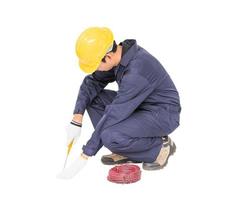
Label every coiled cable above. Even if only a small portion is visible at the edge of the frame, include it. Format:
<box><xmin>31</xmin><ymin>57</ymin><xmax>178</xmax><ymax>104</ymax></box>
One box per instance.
<box><xmin>107</xmin><ymin>164</ymin><xmax>141</xmax><ymax>184</ymax></box>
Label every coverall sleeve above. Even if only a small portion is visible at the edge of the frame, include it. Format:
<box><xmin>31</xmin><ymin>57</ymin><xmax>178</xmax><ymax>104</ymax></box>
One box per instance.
<box><xmin>82</xmin><ymin>73</ymin><xmax>151</xmax><ymax>156</ymax></box>
<box><xmin>73</xmin><ymin>70</ymin><xmax>116</xmax><ymax>114</ymax></box>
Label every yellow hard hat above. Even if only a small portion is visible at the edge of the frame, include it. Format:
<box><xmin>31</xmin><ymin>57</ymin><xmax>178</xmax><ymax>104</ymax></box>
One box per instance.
<box><xmin>75</xmin><ymin>27</ymin><xmax>114</xmax><ymax>73</ymax></box>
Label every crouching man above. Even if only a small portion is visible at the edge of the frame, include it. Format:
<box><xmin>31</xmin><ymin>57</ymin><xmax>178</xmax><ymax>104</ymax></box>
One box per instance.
<box><xmin>58</xmin><ymin>27</ymin><xmax>181</xmax><ymax>179</ymax></box>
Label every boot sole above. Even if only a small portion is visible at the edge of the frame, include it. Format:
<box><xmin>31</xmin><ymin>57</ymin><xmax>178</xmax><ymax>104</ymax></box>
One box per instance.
<box><xmin>101</xmin><ymin>158</ymin><xmax>142</xmax><ymax>165</ymax></box>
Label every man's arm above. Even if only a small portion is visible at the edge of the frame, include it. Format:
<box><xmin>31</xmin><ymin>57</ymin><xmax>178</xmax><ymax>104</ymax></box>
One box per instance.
<box><xmin>73</xmin><ymin>69</ymin><xmax>116</xmax><ymax>118</ymax></box>
<box><xmin>67</xmin><ymin>70</ymin><xmax>116</xmax><ymax>154</ymax></box>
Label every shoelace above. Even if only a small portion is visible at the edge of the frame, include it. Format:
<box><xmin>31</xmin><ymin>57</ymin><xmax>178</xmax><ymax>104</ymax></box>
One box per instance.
<box><xmin>107</xmin><ymin>164</ymin><xmax>141</xmax><ymax>184</ymax></box>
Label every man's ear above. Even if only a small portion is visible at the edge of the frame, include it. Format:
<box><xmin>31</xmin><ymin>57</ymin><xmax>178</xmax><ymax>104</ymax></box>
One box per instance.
<box><xmin>106</xmin><ymin>53</ymin><xmax>112</xmax><ymax>59</ymax></box>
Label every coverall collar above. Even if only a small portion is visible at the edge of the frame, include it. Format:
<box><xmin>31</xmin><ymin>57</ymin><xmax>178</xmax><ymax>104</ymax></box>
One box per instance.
<box><xmin>114</xmin><ymin>39</ymin><xmax>137</xmax><ymax>76</ymax></box>
<box><xmin>119</xmin><ymin>39</ymin><xmax>137</xmax><ymax>67</ymax></box>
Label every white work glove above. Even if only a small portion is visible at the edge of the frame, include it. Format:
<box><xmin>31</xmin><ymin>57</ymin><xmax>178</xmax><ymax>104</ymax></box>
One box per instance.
<box><xmin>66</xmin><ymin>120</ymin><xmax>82</xmax><ymax>146</ymax></box>
<box><xmin>57</xmin><ymin>154</ymin><xmax>88</xmax><ymax>179</ymax></box>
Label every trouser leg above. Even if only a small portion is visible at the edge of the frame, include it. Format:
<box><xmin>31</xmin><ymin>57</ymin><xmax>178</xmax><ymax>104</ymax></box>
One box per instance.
<box><xmin>86</xmin><ymin>90</ymin><xmax>166</xmax><ymax>162</ymax></box>
<box><xmin>100</xmin><ymin>110</ymin><xmax>165</xmax><ymax>162</ymax></box>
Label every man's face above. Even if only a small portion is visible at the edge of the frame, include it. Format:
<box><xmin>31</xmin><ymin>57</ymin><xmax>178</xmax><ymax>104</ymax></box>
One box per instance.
<box><xmin>96</xmin><ymin>52</ymin><xmax>116</xmax><ymax>71</ymax></box>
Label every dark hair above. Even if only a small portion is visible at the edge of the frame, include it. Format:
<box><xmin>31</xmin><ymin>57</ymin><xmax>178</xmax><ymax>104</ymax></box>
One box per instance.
<box><xmin>101</xmin><ymin>40</ymin><xmax>117</xmax><ymax>63</ymax></box>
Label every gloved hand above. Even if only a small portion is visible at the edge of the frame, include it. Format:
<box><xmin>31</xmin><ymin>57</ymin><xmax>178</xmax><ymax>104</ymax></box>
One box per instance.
<box><xmin>57</xmin><ymin>153</ymin><xmax>89</xmax><ymax>179</ymax></box>
<box><xmin>66</xmin><ymin>120</ymin><xmax>82</xmax><ymax>146</ymax></box>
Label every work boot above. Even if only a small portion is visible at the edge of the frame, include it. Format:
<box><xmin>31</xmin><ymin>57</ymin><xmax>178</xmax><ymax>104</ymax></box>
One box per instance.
<box><xmin>142</xmin><ymin>136</ymin><xmax>176</xmax><ymax>170</ymax></box>
<box><xmin>101</xmin><ymin>153</ymin><xmax>142</xmax><ymax>165</ymax></box>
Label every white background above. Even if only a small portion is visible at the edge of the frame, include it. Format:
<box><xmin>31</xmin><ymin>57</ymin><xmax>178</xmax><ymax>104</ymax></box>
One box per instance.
<box><xmin>0</xmin><ymin>0</ymin><xmax>228</xmax><ymax>199</ymax></box>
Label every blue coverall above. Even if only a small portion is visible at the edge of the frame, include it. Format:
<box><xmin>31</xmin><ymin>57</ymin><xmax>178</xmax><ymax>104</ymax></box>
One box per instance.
<box><xmin>73</xmin><ymin>40</ymin><xmax>181</xmax><ymax>162</ymax></box>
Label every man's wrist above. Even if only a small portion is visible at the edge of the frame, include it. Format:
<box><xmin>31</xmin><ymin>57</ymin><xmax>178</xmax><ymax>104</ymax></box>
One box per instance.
<box><xmin>81</xmin><ymin>153</ymin><xmax>89</xmax><ymax>160</ymax></box>
<box><xmin>71</xmin><ymin>120</ymin><xmax>82</xmax><ymax>127</ymax></box>
<box><xmin>72</xmin><ymin>114</ymin><xmax>83</xmax><ymax>124</ymax></box>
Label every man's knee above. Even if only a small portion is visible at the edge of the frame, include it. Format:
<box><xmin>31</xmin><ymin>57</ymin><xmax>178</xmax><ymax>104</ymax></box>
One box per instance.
<box><xmin>101</xmin><ymin>130</ymin><xmax>114</xmax><ymax>149</ymax></box>
<box><xmin>101</xmin><ymin>130</ymin><xmax>128</xmax><ymax>151</ymax></box>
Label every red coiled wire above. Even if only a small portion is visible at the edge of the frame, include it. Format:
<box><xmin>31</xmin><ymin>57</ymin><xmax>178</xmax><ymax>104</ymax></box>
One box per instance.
<box><xmin>107</xmin><ymin>164</ymin><xmax>141</xmax><ymax>184</ymax></box>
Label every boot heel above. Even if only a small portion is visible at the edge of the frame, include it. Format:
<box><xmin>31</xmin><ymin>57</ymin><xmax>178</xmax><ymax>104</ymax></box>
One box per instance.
<box><xmin>170</xmin><ymin>142</ymin><xmax>176</xmax><ymax>156</ymax></box>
